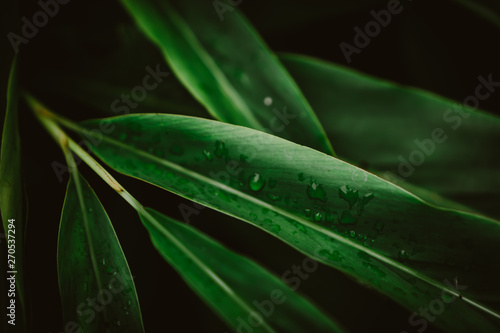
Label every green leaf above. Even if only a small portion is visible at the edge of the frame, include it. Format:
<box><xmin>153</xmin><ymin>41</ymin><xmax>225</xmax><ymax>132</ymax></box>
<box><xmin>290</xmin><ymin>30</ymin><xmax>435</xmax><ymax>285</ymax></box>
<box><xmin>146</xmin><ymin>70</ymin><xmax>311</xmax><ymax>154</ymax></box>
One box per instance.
<box><xmin>0</xmin><ymin>58</ymin><xmax>27</xmax><ymax>331</ymax></box>
<box><xmin>58</xmin><ymin>174</ymin><xmax>144</xmax><ymax>332</ymax></box>
<box><xmin>451</xmin><ymin>0</ymin><xmax>500</xmax><ymax>29</ymax></box>
<box><xmin>80</xmin><ymin>114</ymin><xmax>500</xmax><ymax>332</ymax></box>
<box><xmin>139</xmin><ymin>207</ymin><xmax>345</xmax><ymax>332</ymax></box>
<box><xmin>280</xmin><ymin>53</ymin><xmax>500</xmax><ymax>217</ymax></box>
<box><xmin>119</xmin><ymin>0</ymin><xmax>334</xmax><ymax>155</ymax></box>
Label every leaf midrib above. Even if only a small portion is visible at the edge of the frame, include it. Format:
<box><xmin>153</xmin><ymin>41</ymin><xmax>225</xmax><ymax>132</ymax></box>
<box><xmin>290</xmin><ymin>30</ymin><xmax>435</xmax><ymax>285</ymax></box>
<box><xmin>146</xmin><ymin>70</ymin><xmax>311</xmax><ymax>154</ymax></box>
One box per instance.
<box><xmin>147</xmin><ymin>1</ymin><xmax>263</xmax><ymax>129</ymax></box>
<box><xmin>92</xmin><ymin>129</ymin><xmax>500</xmax><ymax>320</ymax></box>
<box><xmin>137</xmin><ymin>207</ymin><xmax>277</xmax><ymax>333</ymax></box>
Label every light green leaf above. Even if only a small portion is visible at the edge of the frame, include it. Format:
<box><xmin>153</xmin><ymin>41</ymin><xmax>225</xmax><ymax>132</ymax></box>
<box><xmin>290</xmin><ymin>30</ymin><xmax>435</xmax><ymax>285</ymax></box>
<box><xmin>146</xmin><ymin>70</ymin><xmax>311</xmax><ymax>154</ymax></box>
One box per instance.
<box><xmin>139</xmin><ymin>207</ymin><xmax>345</xmax><ymax>332</ymax></box>
<box><xmin>79</xmin><ymin>114</ymin><xmax>500</xmax><ymax>333</ymax></box>
<box><xmin>120</xmin><ymin>0</ymin><xmax>334</xmax><ymax>155</ymax></box>
<box><xmin>58</xmin><ymin>174</ymin><xmax>144</xmax><ymax>332</ymax></box>
<box><xmin>280</xmin><ymin>53</ymin><xmax>500</xmax><ymax>217</ymax></box>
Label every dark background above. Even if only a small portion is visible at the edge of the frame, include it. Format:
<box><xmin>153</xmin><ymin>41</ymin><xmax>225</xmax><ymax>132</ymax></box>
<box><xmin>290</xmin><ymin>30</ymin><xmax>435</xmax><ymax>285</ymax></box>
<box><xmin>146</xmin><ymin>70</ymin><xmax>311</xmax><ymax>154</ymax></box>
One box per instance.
<box><xmin>2</xmin><ymin>0</ymin><xmax>500</xmax><ymax>332</ymax></box>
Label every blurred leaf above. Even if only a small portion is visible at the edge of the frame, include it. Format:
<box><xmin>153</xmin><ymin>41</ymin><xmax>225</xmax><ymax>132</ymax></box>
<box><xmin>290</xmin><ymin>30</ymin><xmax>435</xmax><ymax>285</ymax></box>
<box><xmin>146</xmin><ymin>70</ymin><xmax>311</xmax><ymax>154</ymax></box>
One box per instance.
<box><xmin>451</xmin><ymin>0</ymin><xmax>500</xmax><ymax>29</ymax></box>
<box><xmin>0</xmin><ymin>58</ymin><xmax>27</xmax><ymax>331</ymax></box>
<box><xmin>58</xmin><ymin>174</ymin><xmax>144</xmax><ymax>332</ymax></box>
<box><xmin>120</xmin><ymin>0</ymin><xmax>334</xmax><ymax>155</ymax></box>
<box><xmin>79</xmin><ymin>114</ymin><xmax>500</xmax><ymax>333</ymax></box>
<box><xmin>139</xmin><ymin>207</ymin><xmax>345</xmax><ymax>332</ymax></box>
<box><xmin>280</xmin><ymin>54</ymin><xmax>500</xmax><ymax>217</ymax></box>
<box><xmin>242</xmin><ymin>0</ymin><xmax>388</xmax><ymax>34</ymax></box>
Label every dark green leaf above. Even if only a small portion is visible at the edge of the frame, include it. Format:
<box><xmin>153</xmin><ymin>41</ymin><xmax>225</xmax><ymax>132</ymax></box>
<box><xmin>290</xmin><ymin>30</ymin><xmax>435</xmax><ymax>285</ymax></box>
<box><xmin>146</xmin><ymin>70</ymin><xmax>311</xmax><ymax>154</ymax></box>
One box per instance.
<box><xmin>0</xmin><ymin>58</ymin><xmax>27</xmax><ymax>331</ymax></box>
<box><xmin>280</xmin><ymin>53</ymin><xmax>500</xmax><ymax>217</ymax></box>
<box><xmin>139</xmin><ymin>207</ymin><xmax>345</xmax><ymax>332</ymax></box>
<box><xmin>80</xmin><ymin>114</ymin><xmax>500</xmax><ymax>333</ymax></box>
<box><xmin>451</xmin><ymin>0</ymin><xmax>500</xmax><ymax>29</ymax></box>
<box><xmin>58</xmin><ymin>174</ymin><xmax>144</xmax><ymax>332</ymax></box>
<box><xmin>120</xmin><ymin>0</ymin><xmax>334</xmax><ymax>155</ymax></box>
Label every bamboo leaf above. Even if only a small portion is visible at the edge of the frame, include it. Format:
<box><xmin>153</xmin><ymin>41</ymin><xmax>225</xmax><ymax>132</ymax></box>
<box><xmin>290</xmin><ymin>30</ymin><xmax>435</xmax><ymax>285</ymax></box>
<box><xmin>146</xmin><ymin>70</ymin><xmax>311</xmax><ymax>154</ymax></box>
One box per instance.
<box><xmin>280</xmin><ymin>53</ymin><xmax>500</xmax><ymax>217</ymax></box>
<box><xmin>28</xmin><ymin>100</ymin><xmax>345</xmax><ymax>332</ymax></box>
<box><xmin>119</xmin><ymin>0</ymin><xmax>334</xmax><ymax>155</ymax></box>
<box><xmin>140</xmin><ymin>207</ymin><xmax>345</xmax><ymax>332</ymax></box>
<box><xmin>0</xmin><ymin>58</ymin><xmax>27</xmax><ymax>331</ymax></box>
<box><xmin>58</xmin><ymin>174</ymin><xmax>144</xmax><ymax>332</ymax></box>
<box><xmin>78</xmin><ymin>114</ymin><xmax>500</xmax><ymax>333</ymax></box>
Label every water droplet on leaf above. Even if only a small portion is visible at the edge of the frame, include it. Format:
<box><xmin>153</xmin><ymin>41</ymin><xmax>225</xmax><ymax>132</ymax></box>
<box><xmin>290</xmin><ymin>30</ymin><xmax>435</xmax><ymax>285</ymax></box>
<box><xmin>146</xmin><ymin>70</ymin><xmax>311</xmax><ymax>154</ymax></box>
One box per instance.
<box><xmin>314</xmin><ymin>212</ymin><xmax>323</xmax><ymax>222</ymax></box>
<box><xmin>249</xmin><ymin>173</ymin><xmax>265</xmax><ymax>191</ymax></box>
<box><xmin>307</xmin><ymin>180</ymin><xmax>327</xmax><ymax>202</ymax></box>
<box><xmin>339</xmin><ymin>185</ymin><xmax>359</xmax><ymax>208</ymax></box>
<box><xmin>214</xmin><ymin>140</ymin><xmax>228</xmax><ymax>158</ymax></box>
<box><xmin>267</xmin><ymin>193</ymin><xmax>281</xmax><ymax>201</ymax></box>
<box><xmin>203</xmin><ymin>150</ymin><xmax>213</xmax><ymax>161</ymax></box>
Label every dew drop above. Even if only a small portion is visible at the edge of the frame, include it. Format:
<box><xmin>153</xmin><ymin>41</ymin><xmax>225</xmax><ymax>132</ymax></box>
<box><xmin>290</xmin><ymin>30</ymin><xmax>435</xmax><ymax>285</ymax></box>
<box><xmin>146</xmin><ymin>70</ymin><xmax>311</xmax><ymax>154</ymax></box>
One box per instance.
<box><xmin>338</xmin><ymin>185</ymin><xmax>359</xmax><ymax>208</ymax></box>
<box><xmin>349</xmin><ymin>230</ymin><xmax>356</xmax><ymax>238</ymax></box>
<box><xmin>307</xmin><ymin>181</ymin><xmax>327</xmax><ymax>202</ymax></box>
<box><xmin>297</xmin><ymin>172</ymin><xmax>305</xmax><ymax>181</ymax></box>
<box><xmin>314</xmin><ymin>212</ymin><xmax>323</xmax><ymax>222</ymax></box>
<box><xmin>303</xmin><ymin>209</ymin><xmax>312</xmax><ymax>217</ymax></box>
<box><xmin>296</xmin><ymin>224</ymin><xmax>307</xmax><ymax>233</ymax></box>
<box><xmin>361</xmin><ymin>193</ymin><xmax>375</xmax><ymax>210</ymax></box>
<box><xmin>272</xmin><ymin>224</ymin><xmax>281</xmax><ymax>232</ymax></box>
<box><xmin>263</xmin><ymin>96</ymin><xmax>273</xmax><ymax>106</ymax></box>
<box><xmin>214</xmin><ymin>140</ymin><xmax>228</xmax><ymax>158</ymax></box>
<box><xmin>101</xmin><ymin>258</ymin><xmax>106</xmax><ymax>266</ymax></box>
<box><xmin>203</xmin><ymin>149</ymin><xmax>213</xmax><ymax>161</ymax></box>
<box><xmin>249</xmin><ymin>173</ymin><xmax>266</xmax><ymax>191</ymax></box>
<box><xmin>266</xmin><ymin>193</ymin><xmax>281</xmax><ymax>201</ymax></box>
<box><xmin>319</xmin><ymin>249</ymin><xmax>343</xmax><ymax>262</ymax></box>
<box><xmin>398</xmin><ymin>250</ymin><xmax>410</xmax><ymax>260</ymax></box>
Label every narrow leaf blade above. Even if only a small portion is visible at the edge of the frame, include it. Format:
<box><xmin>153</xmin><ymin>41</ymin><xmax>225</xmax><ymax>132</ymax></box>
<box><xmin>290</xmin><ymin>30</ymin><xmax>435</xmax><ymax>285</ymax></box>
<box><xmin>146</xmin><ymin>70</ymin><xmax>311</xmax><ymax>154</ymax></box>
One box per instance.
<box><xmin>280</xmin><ymin>54</ymin><xmax>500</xmax><ymax>217</ymax></box>
<box><xmin>120</xmin><ymin>0</ymin><xmax>334</xmax><ymax>154</ymax></box>
<box><xmin>140</xmin><ymin>207</ymin><xmax>345</xmax><ymax>332</ymax></box>
<box><xmin>81</xmin><ymin>114</ymin><xmax>500</xmax><ymax>332</ymax></box>
<box><xmin>58</xmin><ymin>174</ymin><xmax>144</xmax><ymax>332</ymax></box>
<box><xmin>0</xmin><ymin>58</ymin><xmax>27</xmax><ymax>331</ymax></box>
